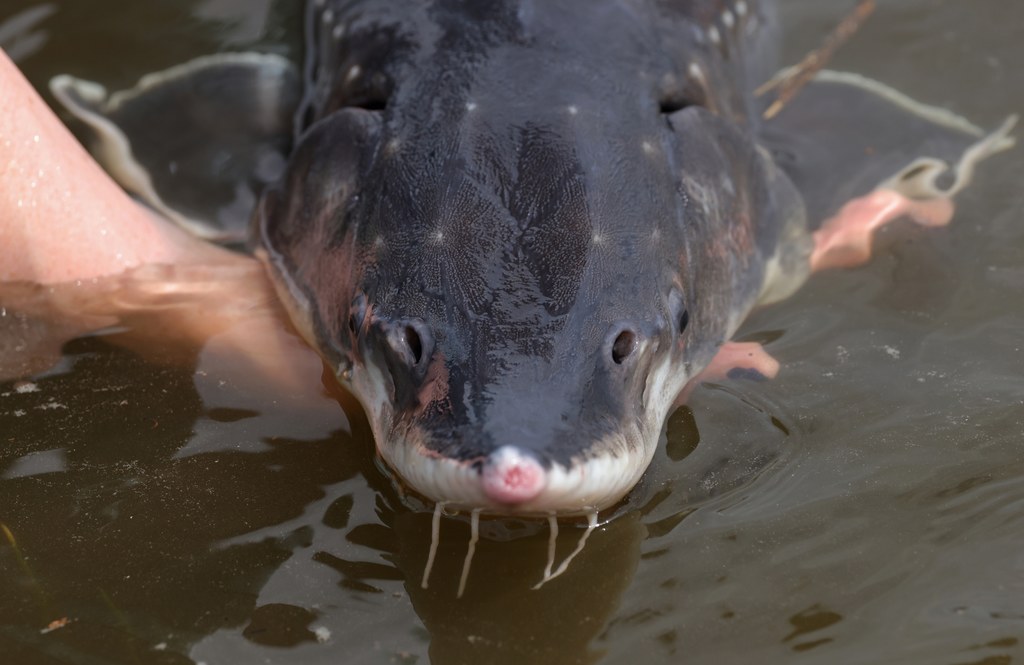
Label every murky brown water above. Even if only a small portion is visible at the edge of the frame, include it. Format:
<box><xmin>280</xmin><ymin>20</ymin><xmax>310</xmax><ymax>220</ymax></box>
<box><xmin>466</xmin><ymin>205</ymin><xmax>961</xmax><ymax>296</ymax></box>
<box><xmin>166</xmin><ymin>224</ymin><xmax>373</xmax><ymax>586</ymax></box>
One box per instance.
<box><xmin>2</xmin><ymin>1</ymin><xmax>1024</xmax><ymax>663</ymax></box>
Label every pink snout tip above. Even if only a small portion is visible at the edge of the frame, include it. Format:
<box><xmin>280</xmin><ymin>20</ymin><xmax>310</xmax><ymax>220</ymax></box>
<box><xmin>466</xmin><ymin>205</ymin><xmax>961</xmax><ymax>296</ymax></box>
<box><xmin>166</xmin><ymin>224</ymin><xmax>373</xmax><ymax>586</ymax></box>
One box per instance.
<box><xmin>481</xmin><ymin>446</ymin><xmax>547</xmax><ymax>505</ymax></box>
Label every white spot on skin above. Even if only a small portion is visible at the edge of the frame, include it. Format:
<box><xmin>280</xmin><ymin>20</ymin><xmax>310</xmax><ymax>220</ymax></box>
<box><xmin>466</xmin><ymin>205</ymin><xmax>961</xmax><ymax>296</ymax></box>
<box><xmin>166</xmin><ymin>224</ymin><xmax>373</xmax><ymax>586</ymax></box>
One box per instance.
<box><xmin>641</xmin><ymin>141</ymin><xmax>655</xmax><ymax>154</ymax></box>
<box><xmin>688</xmin><ymin>62</ymin><xmax>704</xmax><ymax>82</ymax></box>
<box><xmin>746</xmin><ymin>14</ymin><xmax>759</xmax><ymax>34</ymax></box>
<box><xmin>722</xmin><ymin>10</ymin><xmax>734</xmax><ymax>28</ymax></box>
<box><xmin>592</xmin><ymin>233</ymin><xmax>605</xmax><ymax>245</ymax></box>
<box><xmin>385</xmin><ymin>137</ymin><xmax>401</xmax><ymax>153</ymax></box>
<box><xmin>567</xmin><ymin>105</ymin><xmax>578</xmax><ymax>115</ymax></box>
<box><xmin>708</xmin><ymin>26</ymin><xmax>721</xmax><ymax>45</ymax></box>
<box><xmin>346</xmin><ymin>65</ymin><xmax>361</xmax><ymax>83</ymax></box>
<box><xmin>333</xmin><ymin>24</ymin><xmax>344</xmax><ymax>40</ymax></box>
<box><xmin>314</xmin><ymin>626</ymin><xmax>331</xmax><ymax>643</ymax></box>
<box><xmin>432</xmin><ymin>231</ymin><xmax>444</xmax><ymax>243</ymax></box>
<box><xmin>736</xmin><ymin>1</ymin><xmax>748</xmax><ymax>17</ymax></box>
<box><xmin>322</xmin><ymin>8</ymin><xmax>334</xmax><ymax>23</ymax></box>
<box><xmin>465</xmin><ymin>101</ymin><xmax>477</xmax><ymax>112</ymax></box>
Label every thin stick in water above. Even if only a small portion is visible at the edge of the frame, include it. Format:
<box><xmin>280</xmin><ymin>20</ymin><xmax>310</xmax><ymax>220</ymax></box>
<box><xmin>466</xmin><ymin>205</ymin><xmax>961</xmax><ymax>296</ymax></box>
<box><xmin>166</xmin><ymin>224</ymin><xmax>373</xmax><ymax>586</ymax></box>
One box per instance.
<box><xmin>758</xmin><ymin>0</ymin><xmax>876</xmax><ymax>119</ymax></box>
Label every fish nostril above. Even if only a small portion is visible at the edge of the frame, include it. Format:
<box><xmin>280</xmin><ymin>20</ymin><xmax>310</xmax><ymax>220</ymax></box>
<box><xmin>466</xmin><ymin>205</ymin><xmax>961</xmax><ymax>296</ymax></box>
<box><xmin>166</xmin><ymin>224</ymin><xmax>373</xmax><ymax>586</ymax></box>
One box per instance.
<box><xmin>611</xmin><ymin>329</ymin><xmax>638</xmax><ymax>364</ymax></box>
<box><xmin>394</xmin><ymin>319</ymin><xmax>433</xmax><ymax>369</ymax></box>
<box><xmin>405</xmin><ymin>324</ymin><xmax>423</xmax><ymax>364</ymax></box>
<box><xmin>347</xmin><ymin>293</ymin><xmax>367</xmax><ymax>340</ymax></box>
<box><xmin>379</xmin><ymin>317</ymin><xmax>432</xmax><ymax>370</ymax></box>
<box><xmin>668</xmin><ymin>289</ymin><xmax>689</xmax><ymax>341</ymax></box>
<box><xmin>678</xmin><ymin>308</ymin><xmax>689</xmax><ymax>334</ymax></box>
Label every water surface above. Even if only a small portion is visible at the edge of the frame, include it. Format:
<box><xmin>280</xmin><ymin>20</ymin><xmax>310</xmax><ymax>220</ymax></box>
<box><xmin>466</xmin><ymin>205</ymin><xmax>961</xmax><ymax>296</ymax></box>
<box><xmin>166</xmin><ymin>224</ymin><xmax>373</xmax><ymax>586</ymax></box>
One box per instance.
<box><xmin>1</xmin><ymin>1</ymin><xmax>1023</xmax><ymax>663</ymax></box>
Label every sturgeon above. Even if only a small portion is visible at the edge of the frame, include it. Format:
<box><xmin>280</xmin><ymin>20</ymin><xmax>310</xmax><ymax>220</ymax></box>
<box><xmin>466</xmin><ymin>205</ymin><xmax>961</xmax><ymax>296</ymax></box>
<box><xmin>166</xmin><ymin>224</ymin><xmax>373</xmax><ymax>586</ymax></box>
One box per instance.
<box><xmin>50</xmin><ymin>0</ymin><xmax>1015</xmax><ymax>518</ymax></box>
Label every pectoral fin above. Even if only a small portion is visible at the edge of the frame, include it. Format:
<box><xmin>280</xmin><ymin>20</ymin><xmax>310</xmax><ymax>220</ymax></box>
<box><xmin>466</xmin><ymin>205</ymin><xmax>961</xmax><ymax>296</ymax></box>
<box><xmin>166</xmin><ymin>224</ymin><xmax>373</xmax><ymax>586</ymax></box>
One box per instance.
<box><xmin>50</xmin><ymin>53</ymin><xmax>301</xmax><ymax>243</ymax></box>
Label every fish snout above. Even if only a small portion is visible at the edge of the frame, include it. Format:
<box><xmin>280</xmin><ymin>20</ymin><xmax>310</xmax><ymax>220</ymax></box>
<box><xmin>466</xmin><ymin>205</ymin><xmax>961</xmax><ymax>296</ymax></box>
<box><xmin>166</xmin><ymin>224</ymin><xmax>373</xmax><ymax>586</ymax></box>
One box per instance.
<box><xmin>480</xmin><ymin>446</ymin><xmax>548</xmax><ymax>505</ymax></box>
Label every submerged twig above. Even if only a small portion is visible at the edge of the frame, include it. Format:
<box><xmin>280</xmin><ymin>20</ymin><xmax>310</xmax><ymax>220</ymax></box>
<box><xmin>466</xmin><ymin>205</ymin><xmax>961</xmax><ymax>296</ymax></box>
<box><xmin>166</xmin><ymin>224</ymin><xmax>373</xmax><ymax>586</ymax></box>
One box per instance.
<box><xmin>758</xmin><ymin>0</ymin><xmax>876</xmax><ymax>119</ymax></box>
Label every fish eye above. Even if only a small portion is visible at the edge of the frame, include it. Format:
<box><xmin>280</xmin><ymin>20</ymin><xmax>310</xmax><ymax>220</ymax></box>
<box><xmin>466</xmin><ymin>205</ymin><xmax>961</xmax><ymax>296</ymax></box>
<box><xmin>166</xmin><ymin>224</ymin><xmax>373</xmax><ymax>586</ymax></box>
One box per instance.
<box><xmin>659</xmin><ymin>94</ymin><xmax>696</xmax><ymax>115</ymax></box>
<box><xmin>344</xmin><ymin>68</ymin><xmax>392</xmax><ymax>112</ymax></box>
<box><xmin>350</xmin><ymin>92</ymin><xmax>388</xmax><ymax>112</ymax></box>
<box><xmin>611</xmin><ymin>329</ymin><xmax>638</xmax><ymax>364</ymax></box>
<box><xmin>657</xmin><ymin>76</ymin><xmax>707</xmax><ymax>115</ymax></box>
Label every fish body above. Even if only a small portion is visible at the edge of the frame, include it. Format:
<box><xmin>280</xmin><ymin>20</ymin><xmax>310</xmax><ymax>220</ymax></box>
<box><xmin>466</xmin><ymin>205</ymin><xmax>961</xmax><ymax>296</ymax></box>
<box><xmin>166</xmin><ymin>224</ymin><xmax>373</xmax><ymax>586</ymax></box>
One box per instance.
<box><xmin>258</xmin><ymin>0</ymin><xmax>809</xmax><ymax>514</ymax></box>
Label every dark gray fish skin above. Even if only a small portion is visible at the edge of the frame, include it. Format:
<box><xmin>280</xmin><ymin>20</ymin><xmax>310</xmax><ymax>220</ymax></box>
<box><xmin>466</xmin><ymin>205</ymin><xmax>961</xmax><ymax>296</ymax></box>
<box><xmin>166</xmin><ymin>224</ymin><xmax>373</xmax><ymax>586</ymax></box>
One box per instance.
<box><xmin>258</xmin><ymin>0</ymin><xmax>807</xmax><ymax>513</ymax></box>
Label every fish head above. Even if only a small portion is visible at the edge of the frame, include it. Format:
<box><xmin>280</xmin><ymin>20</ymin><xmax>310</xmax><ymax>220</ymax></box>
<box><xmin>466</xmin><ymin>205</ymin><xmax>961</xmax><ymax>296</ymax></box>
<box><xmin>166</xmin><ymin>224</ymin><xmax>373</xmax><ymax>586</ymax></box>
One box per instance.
<box><xmin>257</xmin><ymin>92</ymin><xmax>791</xmax><ymax>516</ymax></box>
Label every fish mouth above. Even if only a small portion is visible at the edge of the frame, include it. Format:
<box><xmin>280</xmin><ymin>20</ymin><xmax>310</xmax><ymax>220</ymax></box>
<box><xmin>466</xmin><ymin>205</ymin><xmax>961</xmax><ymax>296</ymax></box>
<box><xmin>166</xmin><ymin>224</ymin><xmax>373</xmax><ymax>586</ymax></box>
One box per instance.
<box><xmin>379</xmin><ymin>431</ymin><xmax>655</xmax><ymax>517</ymax></box>
<box><xmin>341</xmin><ymin>349</ymin><xmax>691</xmax><ymax>517</ymax></box>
